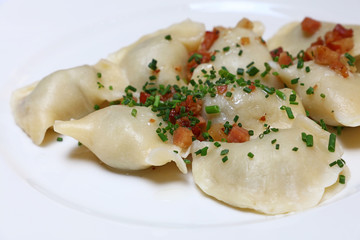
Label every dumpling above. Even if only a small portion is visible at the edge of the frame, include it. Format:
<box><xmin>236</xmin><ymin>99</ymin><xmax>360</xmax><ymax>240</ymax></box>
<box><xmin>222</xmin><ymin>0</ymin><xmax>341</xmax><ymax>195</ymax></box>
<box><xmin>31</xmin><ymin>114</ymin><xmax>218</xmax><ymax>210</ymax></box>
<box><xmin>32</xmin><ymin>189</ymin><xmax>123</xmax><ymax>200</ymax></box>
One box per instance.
<box><xmin>271</xmin><ymin>61</ymin><xmax>360</xmax><ymax>126</ymax></box>
<box><xmin>54</xmin><ymin>105</ymin><xmax>188</xmax><ymax>173</ymax></box>
<box><xmin>11</xmin><ymin>20</ymin><xmax>205</xmax><ymax>145</ymax></box>
<box><xmin>11</xmin><ymin>62</ymin><xmax>124</xmax><ymax>145</ymax></box>
<box><xmin>108</xmin><ymin>19</ymin><xmax>205</xmax><ymax>89</ymax></box>
<box><xmin>201</xmin><ymin>86</ymin><xmax>306</xmax><ymax>137</ymax></box>
<box><xmin>191</xmin><ymin>19</ymin><xmax>283</xmax><ymax>88</ymax></box>
<box><xmin>267</xmin><ymin>20</ymin><xmax>360</xmax><ymax>57</ymax></box>
<box><xmin>192</xmin><ymin>115</ymin><xmax>348</xmax><ymax>214</ymax></box>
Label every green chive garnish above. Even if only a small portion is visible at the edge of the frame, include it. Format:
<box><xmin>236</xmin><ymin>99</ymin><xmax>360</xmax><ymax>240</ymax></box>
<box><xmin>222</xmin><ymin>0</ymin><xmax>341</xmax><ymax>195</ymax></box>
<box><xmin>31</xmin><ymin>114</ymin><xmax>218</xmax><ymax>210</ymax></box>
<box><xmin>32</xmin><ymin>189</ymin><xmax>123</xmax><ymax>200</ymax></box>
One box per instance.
<box><xmin>339</xmin><ymin>175</ymin><xmax>346</xmax><ymax>184</ymax></box>
<box><xmin>328</xmin><ymin>133</ymin><xmax>336</xmax><ymax>152</ymax></box>
<box><xmin>205</xmin><ymin>105</ymin><xmax>220</xmax><ymax>114</ymax></box>
<box><xmin>131</xmin><ymin>108</ymin><xmax>137</xmax><ymax>117</ymax></box>
<box><xmin>247</xmin><ymin>152</ymin><xmax>254</xmax><ymax>158</ymax></box>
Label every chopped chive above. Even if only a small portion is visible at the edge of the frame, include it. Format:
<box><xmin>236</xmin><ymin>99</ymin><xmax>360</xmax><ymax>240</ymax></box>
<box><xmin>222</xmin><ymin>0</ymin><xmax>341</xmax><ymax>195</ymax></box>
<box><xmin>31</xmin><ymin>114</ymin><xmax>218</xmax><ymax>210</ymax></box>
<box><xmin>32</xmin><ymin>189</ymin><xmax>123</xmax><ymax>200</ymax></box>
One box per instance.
<box><xmin>297</xmin><ymin>59</ymin><xmax>304</xmax><ymax>69</ymax></box>
<box><xmin>206</xmin><ymin>120</ymin><xmax>212</xmax><ymax>131</ymax></box>
<box><xmin>305</xmin><ymin>110</ymin><xmax>310</xmax><ymax>117</ymax></box>
<box><xmin>149</xmin><ymin>75</ymin><xmax>157</xmax><ymax>81</ymax></box>
<box><xmin>109</xmin><ymin>85</ymin><xmax>113</xmax><ymax>90</ymax></box>
<box><xmin>222</xmin><ymin>156</ymin><xmax>229</xmax><ymax>163</ymax></box>
<box><xmin>271</xmin><ymin>139</ymin><xmax>277</xmax><ymax>144</ymax></box>
<box><xmin>328</xmin><ymin>133</ymin><xmax>336</xmax><ymax>152</ymax></box>
<box><xmin>243</xmin><ymin>87</ymin><xmax>253</xmax><ymax>93</ymax></box>
<box><xmin>247</xmin><ymin>152</ymin><xmax>254</xmax><ymax>158</ymax></box>
<box><xmin>301</xmin><ymin>132</ymin><xmax>307</xmax><ymax>142</ymax></box>
<box><xmin>285</xmin><ymin>107</ymin><xmax>294</xmax><ymax>119</ymax></box>
<box><xmin>131</xmin><ymin>108</ymin><xmax>137</xmax><ymax>117</ymax></box>
<box><xmin>210</xmin><ymin>55</ymin><xmax>216</xmax><ymax>61</ymax></box>
<box><xmin>292</xmin><ymin>147</ymin><xmax>299</xmax><ymax>151</ymax></box>
<box><xmin>337</xmin><ymin>159</ymin><xmax>344</xmax><ymax>168</ymax></box>
<box><xmin>158</xmin><ymin>133</ymin><xmax>168</xmax><ymax>142</ymax></box>
<box><xmin>319</xmin><ymin>119</ymin><xmax>327</xmax><ymax>131</ymax></box>
<box><xmin>305</xmin><ymin>66</ymin><xmax>311</xmax><ymax>72</ymax></box>
<box><xmin>214</xmin><ymin>142</ymin><xmax>221</xmax><ymax>148</ymax></box>
<box><xmin>153</xmin><ymin>95</ymin><xmax>160</xmax><ymax>107</ymax></box>
<box><xmin>291</xmin><ymin>78</ymin><xmax>299</xmax><ymax>84</ymax></box>
<box><xmin>205</xmin><ymin>105</ymin><xmax>220</xmax><ymax>114</ymax></box>
<box><xmin>221</xmin><ymin>149</ymin><xmax>229</xmax><ymax>155</ymax></box>
<box><xmin>339</xmin><ymin>175</ymin><xmax>346</xmax><ymax>184</ymax></box>
<box><xmin>248</xmin><ymin>130</ymin><xmax>254</xmax><ymax>136</ymax></box>
<box><xmin>223</xmin><ymin>46</ymin><xmax>230</xmax><ymax>52</ymax></box>
<box><xmin>306</xmin><ymin>134</ymin><xmax>313</xmax><ymax>147</ymax></box>
<box><xmin>195</xmin><ymin>147</ymin><xmax>209</xmax><ymax>156</ymax></box>
<box><xmin>78</xmin><ymin>141</ymin><xmax>82</xmax><ymax>146</ymax></box>
<box><xmin>238</xmin><ymin>49</ymin><xmax>243</xmax><ymax>56</ymax></box>
<box><xmin>97</xmin><ymin>82</ymin><xmax>104</xmax><ymax>89</ymax></box>
<box><xmin>165</xmin><ymin>34</ymin><xmax>172</xmax><ymax>40</ymax></box>
<box><xmin>320</xmin><ymin>93</ymin><xmax>326</xmax><ymax>98</ymax></box>
<box><xmin>275</xmin><ymin>144</ymin><xmax>280</xmax><ymax>150</ymax></box>
<box><xmin>237</xmin><ymin>68</ymin><xmax>244</xmax><ymax>75</ymax></box>
<box><xmin>233</xmin><ymin>115</ymin><xmax>239</xmax><ymax>123</ymax></box>
<box><xmin>225</xmin><ymin>91</ymin><xmax>232</xmax><ymax>97</ymax></box>
<box><xmin>246</xmin><ymin>61</ymin><xmax>255</xmax><ymax>68</ymax></box>
<box><xmin>94</xmin><ymin>104</ymin><xmax>100</xmax><ymax>110</ymax></box>
<box><xmin>344</xmin><ymin>53</ymin><xmax>355</xmax><ymax>66</ymax></box>
<box><xmin>148</xmin><ymin>59</ymin><xmax>158</xmax><ymax>71</ymax></box>
<box><xmin>275</xmin><ymin>89</ymin><xmax>286</xmax><ymax>100</ymax></box>
<box><xmin>57</xmin><ymin>137</ymin><xmax>63</xmax><ymax>142</ymax></box>
<box><xmin>183</xmin><ymin>159</ymin><xmax>191</xmax><ymax>164</ymax></box>
<box><xmin>246</xmin><ymin>66</ymin><xmax>259</xmax><ymax>76</ymax></box>
<box><xmin>97</xmin><ymin>72</ymin><xmax>102</xmax><ymax>78</ymax></box>
<box><xmin>336</xmin><ymin>126</ymin><xmax>343</xmax><ymax>135</ymax></box>
<box><xmin>329</xmin><ymin>161</ymin><xmax>337</xmax><ymax>167</ymax></box>
<box><xmin>306</xmin><ymin>87</ymin><xmax>314</xmax><ymax>95</ymax></box>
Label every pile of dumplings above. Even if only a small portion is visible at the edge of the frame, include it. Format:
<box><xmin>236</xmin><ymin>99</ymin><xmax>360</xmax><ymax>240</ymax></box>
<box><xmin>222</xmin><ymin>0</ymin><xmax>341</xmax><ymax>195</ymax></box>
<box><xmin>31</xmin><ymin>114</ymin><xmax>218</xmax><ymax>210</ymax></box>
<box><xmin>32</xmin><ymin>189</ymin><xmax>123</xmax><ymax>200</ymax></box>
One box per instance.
<box><xmin>11</xmin><ymin>17</ymin><xmax>357</xmax><ymax>215</ymax></box>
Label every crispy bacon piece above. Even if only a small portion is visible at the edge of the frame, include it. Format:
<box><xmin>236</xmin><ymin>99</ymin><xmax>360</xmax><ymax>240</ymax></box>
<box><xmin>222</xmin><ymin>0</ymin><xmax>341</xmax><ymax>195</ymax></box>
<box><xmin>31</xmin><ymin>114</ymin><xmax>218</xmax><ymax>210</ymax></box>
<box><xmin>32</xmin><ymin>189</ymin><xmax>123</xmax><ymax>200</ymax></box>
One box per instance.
<box><xmin>173</xmin><ymin>127</ymin><xmax>193</xmax><ymax>149</ymax></box>
<box><xmin>216</xmin><ymin>85</ymin><xmax>228</xmax><ymax>95</ymax></box>
<box><xmin>270</xmin><ymin>47</ymin><xmax>283</xmax><ymax>59</ymax></box>
<box><xmin>227</xmin><ymin>124</ymin><xmax>250</xmax><ymax>143</ymax></box>
<box><xmin>278</xmin><ymin>52</ymin><xmax>293</xmax><ymax>66</ymax></box>
<box><xmin>303</xmin><ymin>20</ymin><xmax>354</xmax><ymax>78</ymax></box>
<box><xmin>301</xmin><ymin>17</ymin><xmax>321</xmax><ymax>35</ymax></box>
<box><xmin>208</xmin><ymin>123</ymin><xmax>228</xmax><ymax>142</ymax></box>
<box><xmin>139</xmin><ymin>92</ymin><xmax>151</xmax><ymax>104</ymax></box>
<box><xmin>187</xmin><ymin>29</ymin><xmax>220</xmax><ymax>80</ymax></box>
<box><xmin>201</xmin><ymin>29</ymin><xmax>220</xmax><ymax>51</ymax></box>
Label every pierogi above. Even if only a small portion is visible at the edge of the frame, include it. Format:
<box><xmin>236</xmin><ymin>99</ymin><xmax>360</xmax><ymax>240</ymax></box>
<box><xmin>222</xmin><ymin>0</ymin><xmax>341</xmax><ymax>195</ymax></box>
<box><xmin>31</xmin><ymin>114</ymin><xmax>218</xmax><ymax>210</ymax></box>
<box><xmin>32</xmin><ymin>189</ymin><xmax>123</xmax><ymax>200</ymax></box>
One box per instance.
<box><xmin>11</xmin><ymin>18</ymin><xmax>351</xmax><ymax>215</ymax></box>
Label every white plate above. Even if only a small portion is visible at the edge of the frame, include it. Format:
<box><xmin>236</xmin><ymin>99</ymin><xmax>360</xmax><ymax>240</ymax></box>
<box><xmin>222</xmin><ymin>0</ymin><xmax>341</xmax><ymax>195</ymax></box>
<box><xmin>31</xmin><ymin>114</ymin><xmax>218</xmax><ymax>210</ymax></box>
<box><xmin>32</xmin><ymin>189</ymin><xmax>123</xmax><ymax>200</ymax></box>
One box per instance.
<box><xmin>1</xmin><ymin>0</ymin><xmax>360</xmax><ymax>239</ymax></box>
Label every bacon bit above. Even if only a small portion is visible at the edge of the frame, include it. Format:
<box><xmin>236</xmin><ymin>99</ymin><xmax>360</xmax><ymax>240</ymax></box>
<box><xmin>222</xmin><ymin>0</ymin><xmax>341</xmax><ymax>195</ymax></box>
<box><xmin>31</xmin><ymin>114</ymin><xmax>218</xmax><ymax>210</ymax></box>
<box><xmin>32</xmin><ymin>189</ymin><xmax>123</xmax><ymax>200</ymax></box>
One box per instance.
<box><xmin>259</xmin><ymin>115</ymin><xmax>266</xmax><ymax>121</ymax></box>
<box><xmin>248</xmin><ymin>84</ymin><xmax>256</xmax><ymax>92</ymax></box>
<box><xmin>270</xmin><ymin>47</ymin><xmax>283</xmax><ymax>59</ymax></box>
<box><xmin>278</xmin><ymin>52</ymin><xmax>293</xmax><ymax>66</ymax></box>
<box><xmin>303</xmin><ymin>23</ymin><xmax>354</xmax><ymax>78</ymax></box>
<box><xmin>313</xmin><ymin>84</ymin><xmax>318</xmax><ymax>90</ymax></box>
<box><xmin>301</xmin><ymin>17</ymin><xmax>322</xmax><ymax>36</ymax></box>
<box><xmin>327</xmin><ymin>38</ymin><xmax>354</xmax><ymax>54</ymax></box>
<box><xmin>236</xmin><ymin>18</ymin><xmax>254</xmax><ymax>30</ymax></box>
<box><xmin>208</xmin><ymin>123</ymin><xmax>228</xmax><ymax>142</ymax></box>
<box><xmin>149</xmin><ymin>118</ymin><xmax>156</xmax><ymax>123</ymax></box>
<box><xmin>227</xmin><ymin>124</ymin><xmax>250</xmax><ymax>143</ymax></box>
<box><xmin>139</xmin><ymin>92</ymin><xmax>151</xmax><ymax>104</ymax></box>
<box><xmin>240</xmin><ymin>37</ymin><xmax>250</xmax><ymax>45</ymax></box>
<box><xmin>330</xmin><ymin>61</ymin><xmax>349</xmax><ymax>78</ymax></box>
<box><xmin>174</xmin><ymin>66</ymin><xmax>182</xmax><ymax>72</ymax></box>
<box><xmin>201</xmin><ymin>29</ymin><xmax>220</xmax><ymax>51</ymax></box>
<box><xmin>173</xmin><ymin>127</ymin><xmax>194</xmax><ymax>149</ymax></box>
<box><xmin>311</xmin><ymin>37</ymin><xmax>324</xmax><ymax>47</ymax></box>
<box><xmin>216</xmin><ymin>85</ymin><xmax>228</xmax><ymax>95</ymax></box>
